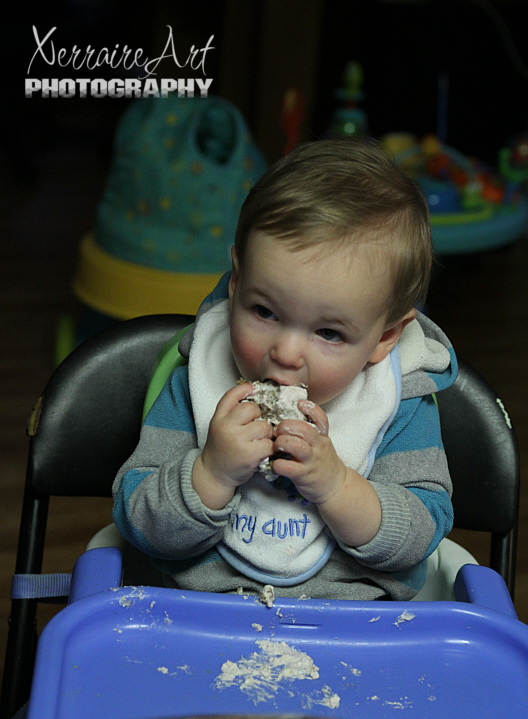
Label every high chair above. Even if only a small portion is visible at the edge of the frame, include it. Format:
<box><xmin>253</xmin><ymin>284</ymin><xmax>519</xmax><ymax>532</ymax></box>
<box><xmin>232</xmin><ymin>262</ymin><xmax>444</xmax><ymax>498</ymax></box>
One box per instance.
<box><xmin>0</xmin><ymin>313</ymin><xmax>521</xmax><ymax>719</ymax></box>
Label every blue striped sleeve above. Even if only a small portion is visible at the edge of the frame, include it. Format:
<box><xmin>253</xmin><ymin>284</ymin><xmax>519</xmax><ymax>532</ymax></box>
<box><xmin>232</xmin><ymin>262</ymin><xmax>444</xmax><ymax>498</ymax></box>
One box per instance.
<box><xmin>112</xmin><ymin>469</ymin><xmax>154</xmax><ymax>550</ymax></box>
<box><xmin>144</xmin><ymin>364</ymin><xmax>195</xmax><ymax>434</ymax></box>
<box><xmin>376</xmin><ymin>394</ymin><xmax>443</xmax><ymax>457</ymax></box>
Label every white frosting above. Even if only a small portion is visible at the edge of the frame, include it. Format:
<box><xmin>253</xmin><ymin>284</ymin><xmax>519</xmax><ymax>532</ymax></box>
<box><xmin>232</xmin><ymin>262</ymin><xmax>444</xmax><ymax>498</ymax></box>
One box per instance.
<box><xmin>246</xmin><ymin>381</ymin><xmax>308</xmax><ymax>426</ymax></box>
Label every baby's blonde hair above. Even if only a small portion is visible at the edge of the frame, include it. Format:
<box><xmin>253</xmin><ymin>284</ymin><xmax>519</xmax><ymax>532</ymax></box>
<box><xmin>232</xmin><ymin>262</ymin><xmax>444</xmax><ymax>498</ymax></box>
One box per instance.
<box><xmin>235</xmin><ymin>138</ymin><xmax>433</xmax><ymax>325</ymax></box>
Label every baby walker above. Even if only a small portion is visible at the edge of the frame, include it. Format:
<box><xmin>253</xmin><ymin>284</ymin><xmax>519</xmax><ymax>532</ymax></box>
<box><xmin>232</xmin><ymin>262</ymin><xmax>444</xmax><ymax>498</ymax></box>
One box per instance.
<box><xmin>383</xmin><ymin>132</ymin><xmax>528</xmax><ymax>255</ymax></box>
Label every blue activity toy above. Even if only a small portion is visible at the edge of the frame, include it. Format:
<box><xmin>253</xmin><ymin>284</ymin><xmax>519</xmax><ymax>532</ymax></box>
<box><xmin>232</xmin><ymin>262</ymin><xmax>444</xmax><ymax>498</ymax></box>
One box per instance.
<box><xmin>327</xmin><ymin>59</ymin><xmax>528</xmax><ymax>257</ymax></box>
<box><xmin>382</xmin><ymin>133</ymin><xmax>528</xmax><ymax>255</ymax></box>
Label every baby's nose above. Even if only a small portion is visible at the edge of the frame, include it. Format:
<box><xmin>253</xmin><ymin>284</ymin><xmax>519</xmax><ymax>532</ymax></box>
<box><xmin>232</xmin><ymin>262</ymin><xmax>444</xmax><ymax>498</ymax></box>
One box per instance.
<box><xmin>270</xmin><ymin>334</ymin><xmax>305</xmax><ymax>369</ymax></box>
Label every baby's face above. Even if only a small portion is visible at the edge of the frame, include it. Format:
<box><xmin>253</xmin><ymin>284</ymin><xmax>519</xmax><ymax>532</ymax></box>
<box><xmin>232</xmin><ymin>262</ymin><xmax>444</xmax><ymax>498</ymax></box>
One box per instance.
<box><xmin>228</xmin><ymin>232</ymin><xmax>404</xmax><ymax>406</ymax></box>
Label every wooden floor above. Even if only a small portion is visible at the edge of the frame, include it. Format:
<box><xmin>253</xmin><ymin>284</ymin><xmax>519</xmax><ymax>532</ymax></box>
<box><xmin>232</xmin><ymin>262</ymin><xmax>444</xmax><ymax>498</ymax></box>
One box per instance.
<box><xmin>1</xmin><ymin>130</ymin><xmax>527</xmax><ymax>690</ymax></box>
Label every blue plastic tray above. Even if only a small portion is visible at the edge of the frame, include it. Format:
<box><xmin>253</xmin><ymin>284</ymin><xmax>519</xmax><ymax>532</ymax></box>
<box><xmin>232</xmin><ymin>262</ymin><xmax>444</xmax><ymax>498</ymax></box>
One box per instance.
<box><xmin>28</xmin><ymin>578</ymin><xmax>528</xmax><ymax>719</ymax></box>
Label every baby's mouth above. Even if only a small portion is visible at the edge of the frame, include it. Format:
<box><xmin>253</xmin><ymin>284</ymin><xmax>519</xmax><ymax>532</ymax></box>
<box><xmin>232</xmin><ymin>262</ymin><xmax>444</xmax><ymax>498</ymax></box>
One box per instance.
<box><xmin>264</xmin><ymin>378</ymin><xmax>308</xmax><ymax>391</ymax></box>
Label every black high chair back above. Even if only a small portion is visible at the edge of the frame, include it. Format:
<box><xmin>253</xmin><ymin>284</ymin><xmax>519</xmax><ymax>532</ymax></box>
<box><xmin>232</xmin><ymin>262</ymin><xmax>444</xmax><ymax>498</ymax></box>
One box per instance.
<box><xmin>0</xmin><ymin>314</ymin><xmax>520</xmax><ymax>719</ymax></box>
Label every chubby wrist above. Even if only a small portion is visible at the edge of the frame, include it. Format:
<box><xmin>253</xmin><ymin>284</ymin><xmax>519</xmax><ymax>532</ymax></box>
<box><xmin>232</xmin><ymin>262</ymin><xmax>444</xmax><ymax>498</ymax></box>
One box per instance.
<box><xmin>191</xmin><ymin>454</ymin><xmax>236</xmax><ymax>510</ymax></box>
<box><xmin>317</xmin><ymin>466</ymin><xmax>382</xmax><ymax>548</ymax></box>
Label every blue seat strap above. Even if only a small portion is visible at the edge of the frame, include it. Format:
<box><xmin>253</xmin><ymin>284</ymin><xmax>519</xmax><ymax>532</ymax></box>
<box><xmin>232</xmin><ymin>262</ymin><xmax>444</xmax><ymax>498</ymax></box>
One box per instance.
<box><xmin>11</xmin><ymin>573</ymin><xmax>72</xmax><ymax>600</ymax></box>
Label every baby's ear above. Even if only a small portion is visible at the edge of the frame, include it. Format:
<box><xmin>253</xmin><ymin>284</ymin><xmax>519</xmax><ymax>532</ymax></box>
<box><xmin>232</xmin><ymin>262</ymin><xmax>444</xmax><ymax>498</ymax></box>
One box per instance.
<box><xmin>369</xmin><ymin>310</ymin><xmax>416</xmax><ymax>364</ymax></box>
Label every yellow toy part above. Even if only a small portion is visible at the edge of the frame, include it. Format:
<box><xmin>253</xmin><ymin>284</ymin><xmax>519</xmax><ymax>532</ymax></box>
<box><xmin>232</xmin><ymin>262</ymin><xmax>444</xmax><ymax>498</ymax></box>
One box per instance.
<box><xmin>73</xmin><ymin>233</ymin><xmax>223</xmax><ymax>319</ymax></box>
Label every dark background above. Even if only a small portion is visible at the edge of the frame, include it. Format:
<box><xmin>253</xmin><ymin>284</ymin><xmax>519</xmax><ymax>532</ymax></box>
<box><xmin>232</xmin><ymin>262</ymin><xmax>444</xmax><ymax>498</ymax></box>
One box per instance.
<box><xmin>3</xmin><ymin>0</ymin><xmax>528</xmax><ymax>172</ymax></box>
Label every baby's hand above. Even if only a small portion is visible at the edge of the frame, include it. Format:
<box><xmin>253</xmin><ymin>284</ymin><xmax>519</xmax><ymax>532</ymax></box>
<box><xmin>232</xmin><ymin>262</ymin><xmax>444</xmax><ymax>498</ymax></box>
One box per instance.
<box><xmin>196</xmin><ymin>383</ymin><xmax>274</xmax><ymax>503</ymax></box>
<box><xmin>271</xmin><ymin>401</ymin><xmax>347</xmax><ymax>505</ymax></box>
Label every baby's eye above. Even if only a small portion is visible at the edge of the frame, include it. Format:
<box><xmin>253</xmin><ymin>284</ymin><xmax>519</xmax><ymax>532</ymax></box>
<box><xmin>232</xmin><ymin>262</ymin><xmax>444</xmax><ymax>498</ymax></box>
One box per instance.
<box><xmin>317</xmin><ymin>328</ymin><xmax>343</xmax><ymax>343</ymax></box>
<box><xmin>255</xmin><ymin>304</ymin><xmax>276</xmax><ymax>320</ymax></box>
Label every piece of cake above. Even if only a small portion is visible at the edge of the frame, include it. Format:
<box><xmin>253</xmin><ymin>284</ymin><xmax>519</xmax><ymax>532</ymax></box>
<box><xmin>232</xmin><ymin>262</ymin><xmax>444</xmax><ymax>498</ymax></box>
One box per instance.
<box><xmin>243</xmin><ymin>380</ymin><xmax>310</xmax><ymax>480</ymax></box>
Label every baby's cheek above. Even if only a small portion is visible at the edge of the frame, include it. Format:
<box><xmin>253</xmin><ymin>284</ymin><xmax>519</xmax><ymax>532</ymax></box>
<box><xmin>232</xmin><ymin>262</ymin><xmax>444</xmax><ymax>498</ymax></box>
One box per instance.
<box><xmin>310</xmin><ymin>362</ymin><xmax>360</xmax><ymax>405</ymax></box>
<box><xmin>232</xmin><ymin>335</ymin><xmax>264</xmax><ymax>377</ymax></box>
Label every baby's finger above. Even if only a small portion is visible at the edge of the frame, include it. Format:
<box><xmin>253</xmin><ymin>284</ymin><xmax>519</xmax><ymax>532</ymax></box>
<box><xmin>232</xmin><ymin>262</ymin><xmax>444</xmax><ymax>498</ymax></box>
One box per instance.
<box><xmin>232</xmin><ymin>399</ymin><xmax>265</xmax><ymax>425</ymax></box>
<box><xmin>215</xmin><ymin>382</ymin><xmax>255</xmax><ymax>417</ymax></box>
<box><xmin>271</xmin><ymin>455</ymin><xmax>303</xmax><ymax>481</ymax></box>
<box><xmin>298</xmin><ymin>400</ymin><xmax>329</xmax><ymax>436</ymax></box>
<box><xmin>271</xmin><ymin>439</ymin><xmax>310</xmax><ymax>481</ymax></box>
<box><xmin>273</xmin><ymin>433</ymin><xmax>310</xmax><ymax>463</ymax></box>
<box><xmin>246</xmin><ymin>417</ymin><xmax>274</xmax><ymax>441</ymax></box>
<box><xmin>274</xmin><ymin>418</ymin><xmax>320</xmax><ymax>446</ymax></box>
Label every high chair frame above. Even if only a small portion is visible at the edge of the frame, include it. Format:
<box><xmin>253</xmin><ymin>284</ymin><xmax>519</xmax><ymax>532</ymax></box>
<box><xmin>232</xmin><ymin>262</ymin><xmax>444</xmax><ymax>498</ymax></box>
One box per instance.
<box><xmin>0</xmin><ymin>313</ymin><xmax>520</xmax><ymax>719</ymax></box>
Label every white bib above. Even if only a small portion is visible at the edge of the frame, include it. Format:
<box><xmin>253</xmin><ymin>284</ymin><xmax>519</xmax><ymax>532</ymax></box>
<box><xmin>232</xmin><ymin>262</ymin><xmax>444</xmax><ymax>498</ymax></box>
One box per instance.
<box><xmin>188</xmin><ymin>299</ymin><xmax>401</xmax><ymax>584</ymax></box>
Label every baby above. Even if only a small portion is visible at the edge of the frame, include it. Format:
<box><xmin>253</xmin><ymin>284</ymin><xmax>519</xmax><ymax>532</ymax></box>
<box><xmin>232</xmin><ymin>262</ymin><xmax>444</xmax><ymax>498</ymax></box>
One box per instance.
<box><xmin>113</xmin><ymin>138</ymin><xmax>457</xmax><ymax>601</ymax></box>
